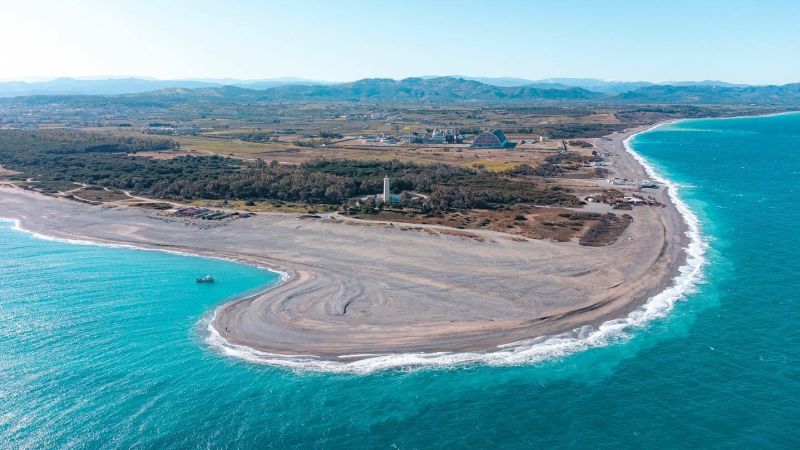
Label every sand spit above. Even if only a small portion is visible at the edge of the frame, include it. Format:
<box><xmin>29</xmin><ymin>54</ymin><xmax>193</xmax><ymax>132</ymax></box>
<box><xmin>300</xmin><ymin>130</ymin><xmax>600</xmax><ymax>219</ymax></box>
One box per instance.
<box><xmin>0</xmin><ymin>125</ymin><xmax>691</xmax><ymax>368</ymax></box>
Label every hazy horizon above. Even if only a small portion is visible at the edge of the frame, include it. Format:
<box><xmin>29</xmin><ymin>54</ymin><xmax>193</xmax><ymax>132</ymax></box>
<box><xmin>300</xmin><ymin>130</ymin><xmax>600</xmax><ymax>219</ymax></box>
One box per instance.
<box><xmin>3</xmin><ymin>0</ymin><xmax>799</xmax><ymax>85</ymax></box>
<box><xmin>0</xmin><ymin>75</ymin><xmax>790</xmax><ymax>86</ymax></box>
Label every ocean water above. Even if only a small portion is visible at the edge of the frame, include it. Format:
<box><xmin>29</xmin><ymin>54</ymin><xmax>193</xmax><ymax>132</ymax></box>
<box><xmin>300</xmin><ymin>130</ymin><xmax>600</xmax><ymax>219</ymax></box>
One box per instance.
<box><xmin>2</xmin><ymin>112</ymin><xmax>800</xmax><ymax>448</ymax></box>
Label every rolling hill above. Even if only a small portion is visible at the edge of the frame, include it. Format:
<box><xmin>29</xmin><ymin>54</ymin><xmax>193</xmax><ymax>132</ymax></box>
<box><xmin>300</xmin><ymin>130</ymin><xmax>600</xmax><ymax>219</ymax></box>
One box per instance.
<box><xmin>2</xmin><ymin>76</ymin><xmax>800</xmax><ymax>106</ymax></box>
<box><xmin>254</xmin><ymin>77</ymin><xmax>604</xmax><ymax>102</ymax></box>
<box><xmin>617</xmin><ymin>83</ymin><xmax>800</xmax><ymax>104</ymax></box>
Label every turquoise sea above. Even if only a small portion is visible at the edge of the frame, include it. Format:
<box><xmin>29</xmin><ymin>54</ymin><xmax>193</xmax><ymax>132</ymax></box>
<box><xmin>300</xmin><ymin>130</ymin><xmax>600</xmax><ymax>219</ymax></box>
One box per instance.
<box><xmin>2</xmin><ymin>113</ymin><xmax>800</xmax><ymax>448</ymax></box>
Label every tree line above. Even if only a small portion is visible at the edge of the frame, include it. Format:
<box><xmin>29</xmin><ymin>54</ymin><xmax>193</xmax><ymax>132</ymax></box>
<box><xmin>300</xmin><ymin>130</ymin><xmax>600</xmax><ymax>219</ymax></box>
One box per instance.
<box><xmin>0</xmin><ymin>130</ymin><xmax>581</xmax><ymax>211</ymax></box>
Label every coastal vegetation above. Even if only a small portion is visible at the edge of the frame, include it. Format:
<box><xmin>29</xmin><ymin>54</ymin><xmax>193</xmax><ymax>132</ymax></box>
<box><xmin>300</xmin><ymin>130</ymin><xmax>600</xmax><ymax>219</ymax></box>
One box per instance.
<box><xmin>578</xmin><ymin>213</ymin><xmax>634</xmax><ymax>246</ymax></box>
<box><xmin>0</xmin><ymin>94</ymin><xmax>695</xmax><ymax>246</ymax></box>
<box><xmin>0</xmin><ymin>130</ymin><xmax>580</xmax><ymax>213</ymax></box>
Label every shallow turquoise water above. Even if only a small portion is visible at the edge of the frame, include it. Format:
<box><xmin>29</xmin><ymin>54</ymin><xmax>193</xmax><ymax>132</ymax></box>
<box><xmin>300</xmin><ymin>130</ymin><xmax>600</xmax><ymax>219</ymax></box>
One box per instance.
<box><xmin>2</xmin><ymin>113</ymin><xmax>800</xmax><ymax>448</ymax></box>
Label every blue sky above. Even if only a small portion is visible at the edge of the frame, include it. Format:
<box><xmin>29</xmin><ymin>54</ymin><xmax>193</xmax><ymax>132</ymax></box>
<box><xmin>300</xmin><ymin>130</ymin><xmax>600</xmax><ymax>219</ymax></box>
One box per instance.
<box><xmin>2</xmin><ymin>0</ymin><xmax>798</xmax><ymax>84</ymax></box>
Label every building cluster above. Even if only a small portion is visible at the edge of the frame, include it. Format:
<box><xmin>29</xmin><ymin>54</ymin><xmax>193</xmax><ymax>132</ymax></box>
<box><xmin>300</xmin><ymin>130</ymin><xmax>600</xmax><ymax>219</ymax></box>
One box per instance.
<box><xmin>361</xmin><ymin>133</ymin><xmax>397</xmax><ymax>144</ymax></box>
<box><xmin>608</xmin><ymin>177</ymin><xmax>660</xmax><ymax>189</ymax></box>
<box><xmin>341</xmin><ymin>111</ymin><xmax>402</xmax><ymax>122</ymax></box>
<box><xmin>361</xmin><ymin>128</ymin><xmax>523</xmax><ymax>149</ymax></box>
<box><xmin>169</xmin><ymin>206</ymin><xmax>252</xmax><ymax>220</ymax></box>
<box><xmin>361</xmin><ymin>128</ymin><xmax>466</xmax><ymax>145</ymax></box>
<box><xmin>585</xmin><ymin>192</ymin><xmax>660</xmax><ymax>207</ymax></box>
<box><xmin>401</xmin><ymin>128</ymin><xmax>465</xmax><ymax>144</ymax></box>
<box><xmin>143</xmin><ymin>123</ymin><xmax>200</xmax><ymax>136</ymax></box>
<box><xmin>470</xmin><ymin>129</ymin><xmax>516</xmax><ymax>149</ymax></box>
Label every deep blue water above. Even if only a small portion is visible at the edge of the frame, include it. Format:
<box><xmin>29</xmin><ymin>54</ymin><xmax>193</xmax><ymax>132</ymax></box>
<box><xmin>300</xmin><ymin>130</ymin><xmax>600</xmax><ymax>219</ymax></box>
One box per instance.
<box><xmin>1</xmin><ymin>113</ymin><xmax>800</xmax><ymax>448</ymax></box>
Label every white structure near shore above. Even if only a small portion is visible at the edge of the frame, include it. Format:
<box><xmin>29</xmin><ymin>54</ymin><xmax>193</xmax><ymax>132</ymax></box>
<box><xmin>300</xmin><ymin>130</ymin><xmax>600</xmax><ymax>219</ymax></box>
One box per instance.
<box><xmin>381</xmin><ymin>176</ymin><xmax>401</xmax><ymax>204</ymax></box>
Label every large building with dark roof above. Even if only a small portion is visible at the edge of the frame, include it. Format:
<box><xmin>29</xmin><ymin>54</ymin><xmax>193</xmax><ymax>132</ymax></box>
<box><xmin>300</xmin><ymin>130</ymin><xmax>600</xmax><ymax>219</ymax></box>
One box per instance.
<box><xmin>470</xmin><ymin>129</ymin><xmax>516</xmax><ymax>149</ymax></box>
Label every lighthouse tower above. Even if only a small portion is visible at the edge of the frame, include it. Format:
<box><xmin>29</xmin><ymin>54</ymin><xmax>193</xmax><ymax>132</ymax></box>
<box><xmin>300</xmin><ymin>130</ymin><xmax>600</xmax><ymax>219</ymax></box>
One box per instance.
<box><xmin>383</xmin><ymin>176</ymin><xmax>391</xmax><ymax>203</ymax></box>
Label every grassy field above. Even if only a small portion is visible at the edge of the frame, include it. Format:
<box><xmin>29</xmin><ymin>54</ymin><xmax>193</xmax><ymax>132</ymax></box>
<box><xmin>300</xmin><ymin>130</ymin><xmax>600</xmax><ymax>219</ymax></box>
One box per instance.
<box><xmin>168</xmin><ymin>133</ymin><xmax>573</xmax><ymax>171</ymax></box>
<box><xmin>173</xmin><ymin>136</ymin><xmax>281</xmax><ymax>156</ymax></box>
<box><xmin>184</xmin><ymin>198</ymin><xmax>339</xmax><ymax>213</ymax></box>
<box><xmin>462</xmin><ymin>160</ymin><xmax>520</xmax><ymax>172</ymax></box>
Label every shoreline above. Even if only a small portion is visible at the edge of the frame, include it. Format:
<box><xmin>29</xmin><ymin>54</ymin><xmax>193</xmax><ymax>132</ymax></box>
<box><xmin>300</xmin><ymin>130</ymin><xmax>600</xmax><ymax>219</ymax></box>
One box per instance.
<box><xmin>0</xmin><ymin>123</ymin><xmax>702</xmax><ymax>373</ymax></box>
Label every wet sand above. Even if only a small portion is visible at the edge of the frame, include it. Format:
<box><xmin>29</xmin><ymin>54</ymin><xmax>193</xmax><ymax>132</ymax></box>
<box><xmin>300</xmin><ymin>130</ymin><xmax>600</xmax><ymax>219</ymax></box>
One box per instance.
<box><xmin>0</xmin><ymin>125</ymin><xmax>688</xmax><ymax>360</ymax></box>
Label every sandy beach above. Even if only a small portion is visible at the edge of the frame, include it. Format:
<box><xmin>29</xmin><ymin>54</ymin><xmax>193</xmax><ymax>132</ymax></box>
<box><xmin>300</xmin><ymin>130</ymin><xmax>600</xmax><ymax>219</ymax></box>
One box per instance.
<box><xmin>0</xmin><ymin>125</ymin><xmax>689</xmax><ymax>361</ymax></box>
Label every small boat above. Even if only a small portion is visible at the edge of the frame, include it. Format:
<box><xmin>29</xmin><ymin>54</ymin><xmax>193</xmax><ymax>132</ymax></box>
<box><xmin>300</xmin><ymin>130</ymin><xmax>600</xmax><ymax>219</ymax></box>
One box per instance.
<box><xmin>196</xmin><ymin>275</ymin><xmax>215</xmax><ymax>283</ymax></box>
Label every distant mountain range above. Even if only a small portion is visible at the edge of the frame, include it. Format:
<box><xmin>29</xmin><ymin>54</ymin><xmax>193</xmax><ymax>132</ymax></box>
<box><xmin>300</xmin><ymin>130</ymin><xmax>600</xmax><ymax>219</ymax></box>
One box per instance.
<box><xmin>1</xmin><ymin>76</ymin><xmax>799</xmax><ymax>105</ymax></box>
<box><xmin>424</xmin><ymin>76</ymin><xmax>749</xmax><ymax>94</ymax></box>
<box><xmin>617</xmin><ymin>83</ymin><xmax>800</xmax><ymax>104</ymax></box>
<box><xmin>252</xmin><ymin>77</ymin><xmax>603</xmax><ymax>102</ymax></box>
<box><xmin>103</xmin><ymin>77</ymin><xmax>602</xmax><ymax>105</ymax></box>
<box><xmin>456</xmin><ymin>77</ymin><xmax>655</xmax><ymax>94</ymax></box>
<box><xmin>0</xmin><ymin>77</ymin><xmax>328</xmax><ymax>97</ymax></box>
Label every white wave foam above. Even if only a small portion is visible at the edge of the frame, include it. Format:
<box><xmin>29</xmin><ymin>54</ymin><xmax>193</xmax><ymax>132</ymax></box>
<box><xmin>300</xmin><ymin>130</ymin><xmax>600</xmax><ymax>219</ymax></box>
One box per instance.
<box><xmin>204</xmin><ymin>124</ymin><xmax>709</xmax><ymax>375</ymax></box>
<box><xmin>0</xmin><ymin>217</ymin><xmax>290</xmax><ymax>282</ymax></box>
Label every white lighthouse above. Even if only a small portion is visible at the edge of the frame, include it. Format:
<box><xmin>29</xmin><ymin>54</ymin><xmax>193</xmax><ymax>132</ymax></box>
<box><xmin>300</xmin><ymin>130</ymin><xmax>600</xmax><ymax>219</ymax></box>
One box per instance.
<box><xmin>382</xmin><ymin>176</ymin><xmax>391</xmax><ymax>203</ymax></box>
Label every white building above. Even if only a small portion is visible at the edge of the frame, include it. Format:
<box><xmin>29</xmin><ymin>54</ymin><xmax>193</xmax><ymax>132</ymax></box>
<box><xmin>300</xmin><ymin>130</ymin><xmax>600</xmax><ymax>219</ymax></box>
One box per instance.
<box><xmin>381</xmin><ymin>176</ymin><xmax>401</xmax><ymax>204</ymax></box>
